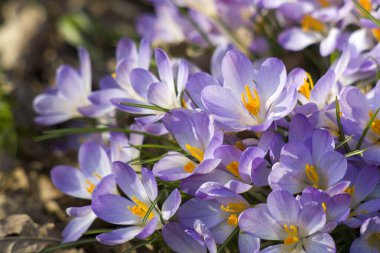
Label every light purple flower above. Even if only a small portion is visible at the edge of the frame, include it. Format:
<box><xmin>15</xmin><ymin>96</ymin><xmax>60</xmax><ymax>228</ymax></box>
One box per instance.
<box><xmin>50</xmin><ymin>142</ymin><xmax>112</xmax><ymax>242</ymax></box>
<box><xmin>350</xmin><ymin>216</ymin><xmax>380</xmax><ymax>253</ymax></box>
<box><xmin>269</xmin><ymin>125</ymin><xmax>347</xmax><ymax>194</ymax></box>
<box><xmin>239</xmin><ymin>190</ymin><xmax>336</xmax><ymax>252</ymax></box>
<box><xmin>33</xmin><ymin>48</ymin><xmax>92</xmax><ymax>125</ymax></box>
<box><xmin>201</xmin><ymin>49</ymin><xmax>297</xmax><ymax>132</ymax></box>
<box><xmin>92</xmin><ymin>161</ymin><xmax>181</xmax><ymax>245</ymax></box>
<box><xmin>153</xmin><ymin>109</ymin><xmax>222</xmax><ymax>181</ymax></box>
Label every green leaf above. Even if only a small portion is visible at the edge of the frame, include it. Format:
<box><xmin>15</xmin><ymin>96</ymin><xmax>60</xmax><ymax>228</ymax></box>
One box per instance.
<box><xmin>83</xmin><ymin>229</ymin><xmax>113</xmax><ymax>235</ymax></box>
<box><xmin>352</xmin><ymin>0</ymin><xmax>380</xmax><ymax>27</ymax></box>
<box><xmin>122</xmin><ymin>236</ymin><xmax>159</xmax><ymax>253</ymax></box>
<box><xmin>143</xmin><ymin>192</ymin><xmax>163</xmax><ymax>223</ymax></box>
<box><xmin>39</xmin><ymin>238</ymin><xmax>97</xmax><ymax>253</ymax></box>
<box><xmin>35</xmin><ymin>127</ymin><xmax>152</xmax><ymax>142</ymax></box>
<box><xmin>120</xmin><ymin>102</ymin><xmax>168</xmax><ymax>112</ymax></box>
<box><xmin>335</xmin><ymin>135</ymin><xmax>354</xmax><ymax>150</ymax></box>
<box><xmin>345</xmin><ymin>148</ymin><xmax>367</xmax><ymax>158</ymax></box>
<box><xmin>355</xmin><ymin>107</ymin><xmax>380</xmax><ymax>150</ymax></box>
<box><xmin>217</xmin><ymin>226</ymin><xmax>239</xmax><ymax>253</ymax></box>
<box><xmin>126</xmin><ymin>144</ymin><xmax>180</xmax><ymax>150</ymax></box>
<box><xmin>335</xmin><ymin>97</ymin><xmax>351</xmax><ymax>153</ymax></box>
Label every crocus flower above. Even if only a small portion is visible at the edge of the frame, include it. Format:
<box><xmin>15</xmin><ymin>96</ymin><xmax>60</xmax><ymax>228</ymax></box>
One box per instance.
<box><xmin>239</xmin><ymin>189</ymin><xmax>336</xmax><ymax>252</ymax></box>
<box><xmin>350</xmin><ymin>216</ymin><xmax>380</xmax><ymax>253</ymax></box>
<box><xmin>163</xmin><ymin>220</ymin><xmax>217</xmax><ymax>253</ymax></box>
<box><xmin>91</xmin><ymin>161</ymin><xmax>181</xmax><ymax>245</ymax></box>
<box><xmin>177</xmin><ymin>183</ymin><xmax>251</xmax><ymax>244</ymax></box>
<box><xmin>84</xmin><ymin>38</ymin><xmax>152</xmax><ymax>117</ymax></box>
<box><xmin>340</xmin><ymin>83</ymin><xmax>380</xmax><ymax>165</ymax></box>
<box><xmin>153</xmin><ymin>109</ymin><xmax>222</xmax><ymax>181</ymax></box>
<box><xmin>343</xmin><ymin>163</ymin><xmax>380</xmax><ymax>228</ymax></box>
<box><xmin>269</xmin><ymin>126</ymin><xmax>347</xmax><ymax>194</ymax></box>
<box><xmin>111</xmin><ymin>48</ymin><xmax>189</xmax><ymax>135</ymax></box>
<box><xmin>33</xmin><ymin>48</ymin><xmax>92</xmax><ymax>125</ymax></box>
<box><xmin>50</xmin><ymin>142</ymin><xmax>112</xmax><ymax>242</ymax></box>
<box><xmin>299</xmin><ymin>187</ymin><xmax>351</xmax><ymax>232</ymax></box>
<box><xmin>201</xmin><ymin>49</ymin><xmax>297</xmax><ymax>132</ymax></box>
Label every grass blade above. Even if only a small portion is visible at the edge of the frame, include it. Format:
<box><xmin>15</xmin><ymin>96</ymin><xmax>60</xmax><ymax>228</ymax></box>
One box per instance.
<box><xmin>335</xmin><ymin>97</ymin><xmax>351</xmax><ymax>153</ymax></box>
<box><xmin>122</xmin><ymin>236</ymin><xmax>159</xmax><ymax>253</ymax></box>
<box><xmin>352</xmin><ymin>0</ymin><xmax>380</xmax><ymax>27</ymax></box>
<box><xmin>120</xmin><ymin>102</ymin><xmax>168</xmax><ymax>112</ymax></box>
<box><xmin>39</xmin><ymin>238</ymin><xmax>97</xmax><ymax>253</ymax></box>
<box><xmin>345</xmin><ymin>148</ymin><xmax>367</xmax><ymax>158</ymax></box>
<box><xmin>217</xmin><ymin>226</ymin><xmax>239</xmax><ymax>253</ymax></box>
<box><xmin>143</xmin><ymin>192</ymin><xmax>163</xmax><ymax>223</ymax></box>
<box><xmin>335</xmin><ymin>135</ymin><xmax>354</xmax><ymax>150</ymax></box>
<box><xmin>355</xmin><ymin>107</ymin><xmax>380</xmax><ymax>150</ymax></box>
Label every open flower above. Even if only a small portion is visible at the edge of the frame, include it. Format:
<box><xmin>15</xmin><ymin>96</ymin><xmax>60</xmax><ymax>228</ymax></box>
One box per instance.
<box><xmin>92</xmin><ymin>161</ymin><xmax>181</xmax><ymax>245</ymax></box>
<box><xmin>239</xmin><ymin>190</ymin><xmax>336</xmax><ymax>252</ymax></box>
<box><xmin>350</xmin><ymin>216</ymin><xmax>380</xmax><ymax>252</ymax></box>
<box><xmin>33</xmin><ymin>48</ymin><xmax>92</xmax><ymax>125</ymax></box>
<box><xmin>153</xmin><ymin>109</ymin><xmax>222</xmax><ymax>181</ymax></box>
<box><xmin>50</xmin><ymin>142</ymin><xmax>112</xmax><ymax>242</ymax></box>
<box><xmin>269</xmin><ymin>127</ymin><xmax>347</xmax><ymax>194</ymax></box>
<box><xmin>201</xmin><ymin>49</ymin><xmax>297</xmax><ymax>132</ymax></box>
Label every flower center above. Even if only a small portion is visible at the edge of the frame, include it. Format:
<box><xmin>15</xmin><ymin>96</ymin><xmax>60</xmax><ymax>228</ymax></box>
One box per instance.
<box><xmin>283</xmin><ymin>224</ymin><xmax>299</xmax><ymax>245</ymax></box>
<box><xmin>185</xmin><ymin>144</ymin><xmax>204</xmax><ymax>162</ymax></box>
<box><xmin>359</xmin><ymin>0</ymin><xmax>372</xmax><ymax>11</ymax></box>
<box><xmin>299</xmin><ymin>72</ymin><xmax>314</xmax><ymax>99</ymax></box>
<box><xmin>301</xmin><ymin>15</ymin><xmax>326</xmax><ymax>33</ymax></box>
<box><xmin>85</xmin><ymin>172</ymin><xmax>102</xmax><ymax>193</ymax></box>
<box><xmin>226</xmin><ymin>161</ymin><xmax>240</xmax><ymax>177</ymax></box>
<box><xmin>322</xmin><ymin>202</ymin><xmax>327</xmax><ymax>212</ymax></box>
<box><xmin>127</xmin><ymin>196</ymin><xmax>154</xmax><ymax>220</ymax></box>
<box><xmin>305</xmin><ymin>164</ymin><xmax>319</xmax><ymax>188</ymax></box>
<box><xmin>220</xmin><ymin>203</ymin><xmax>247</xmax><ymax>226</ymax></box>
<box><xmin>345</xmin><ymin>185</ymin><xmax>355</xmax><ymax>196</ymax></box>
<box><xmin>371</xmin><ymin>29</ymin><xmax>380</xmax><ymax>42</ymax></box>
<box><xmin>318</xmin><ymin>0</ymin><xmax>330</xmax><ymax>7</ymax></box>
<box><xmin>241</xmin><ymin>85</ymin><xmax>261</xmax><ymax>117</ymax></box>
<box><xmin>369</xmin><ymin>111</ymin><xmax>380</xmax><ymax>136</ymax></box>
<box><xmin>234</xmin><ymin>140</ymin><xmax>246</xmax><ymax>151</ymax></box>
<box><xmin>183</xmin><ymin>161</ymin><xmax>196</xmax><ymax>173</ymax></box>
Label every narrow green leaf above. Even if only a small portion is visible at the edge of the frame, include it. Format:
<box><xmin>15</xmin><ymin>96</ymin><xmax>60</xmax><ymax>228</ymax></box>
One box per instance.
<box><xmin>143</xmin><ymin>192</ymin><xmax>163</xmax><ymax>223</ymax></box>
<box><xmin>217</xmin><ymin>226</ymin><xmax>239</xmax><ymax>253</ymax></box>
<box><xmin>120</xmin><ymin>102</ymin><xmax>168</xmax><ymax>112</ymax></box>
<box><xmin>83</xmin><ymin>229</ymin><xmax>113</xmax><ymax>235</ymax></box>
<box><xmin>335</xmin><ymin>97</ymin><xmax>351</xmax><ymax>152</ymax></box>
<box><xmin>125</xmin><ymin>144</ymin><xmax>179</xmax><ymax>150</ymax></box>
<box><xmin>345</xmin><ymin>148</ymin><xmax>367</xmax><ymax>158</ymax></box>
<box><xmin>356</xmin><ymin>107</ymin><xmax>380</xmax><ymax>150</ymax></box>
<box><xmin>122</xmin><ymin>236</ymin><xmax>159</xmax><ymax>253</ymax></box>
<box><xmin>35</xmin><ymin>127</ymin><xmax>151</xmax><ymax>142</ymax></box>
<box><xmin>39</xmin><ymin>238</ymin><xmax>97</xmax><ymax>253</ymax></box>
<box><xmin>352</xmin><ymin>0</ymin><xmax>380</xmax><ymax>28</ymax></box>
<box><xmin>335</xmin><ymin>135</ymin><xmax>354</xmax><ymax>150</ymax></box>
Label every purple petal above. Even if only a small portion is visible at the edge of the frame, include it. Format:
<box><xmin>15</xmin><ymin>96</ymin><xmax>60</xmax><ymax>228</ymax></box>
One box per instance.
<box><xmin>162</xmin><ymin>189</ymin><xmax>182</xmax><ymax>221</ymax></box>
<box><xmin>267</xmin><ymin>190</ymin><xmax>300</xmax><ymax>225</ymax></box>
<box><xmin>278</xmin><ymin>28</ymin><xmax>322</xmax><ymax>51</ymax></box>
<box><xmin>96</xmin><ymin>226</ymin><xmax>143</xmax><ymax>245</ymax></box>
<box><xmin>67</xmin><ymin>205</ymin><xmax>92</xmax><ymax>217</ymax></box>
<box><xmin>238</xmin><ymin>232</ymin><xmax>260</xmax><ymax>253</ymax></box>
<box><xmin>130</xmin><ymin>68</ymin><xmax>158</xmax><ymax>100</ymax></box>
<box><xmin>310</xmin><ymin>70</ymin><xmax>335</xmax><ymax>108</ymax></box>
<box><xmin>62</xmin><ymin>212</ymin><xmax>96</xmax><ymax>243</ymax></box>
<box><xmin>298</xmin><ymin>204</ymin><xmax>326</xmax><ymax>237</ymax></box>
<box><xmin>153</xmin><ymin>152</ymin><xmax>196</xmax><ymax>181</ymax></box>
<box><xmin>79</xmin><ymin>142</ymin><xmax>111</xmax><ymax>179</ymax></box>
<box><xmin>303</xmin><ymin>233</ymin><xmax>336</xmax><ymax>253</ymax></box>
<box><xmin>56</xmin><ymin>65</ymin><xmax>86</xmax><ymax>100</ymax></box>
<box><xmin>136</xmin><ymin>217</ymin><xmax>158</xmax><ymax>239</ymax></box>
<box><xmin>51</xmin><ymin>165</ymin><xmax>90</xmax><ymax>199</ymax></box>
<box><xmin>141</xmin><ymin>168</ymin><xmax>158</xmax><ymax>201</ymax></box>
<box><xmin>78</xmin><ymin>47</ymin><xmax>91</xmax><ymax>93</ymax></box>
<box><xmin>155</xmin><ymin>48</ymin><xmax>175</xmax><ymax>92</ymax></box>
<box><xmin>186</xmin><ymin>72</ymin><xmax>220</xmax><ymax>109</ymax></box>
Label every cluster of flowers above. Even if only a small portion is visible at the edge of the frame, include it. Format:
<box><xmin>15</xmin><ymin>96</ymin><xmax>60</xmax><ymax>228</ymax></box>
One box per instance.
<box><xmin>33</xmin><ymin>0</ymin><xmax>380</xmax><ymax>252</ymax></box>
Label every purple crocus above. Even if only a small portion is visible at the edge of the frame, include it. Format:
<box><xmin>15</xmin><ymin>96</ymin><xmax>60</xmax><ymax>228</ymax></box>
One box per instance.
<box><xmin>239</xmin><ymin>189</ymin><xmax>336</xmax><ymax>252</ymax></box>
<box><xmin>269</xmin><ymin>124</ymin><xmax>347</xmax><ymax>194</ymax></box>
<box><xmin>350</xmin><ymin>216</ymin><xmax>380</xmax><ymax>253</ymax></box>
<box><xmin>201</xmin><ymin>49</ymin><xmax>297</xmax><ymax>132</ymax></box>
<box><xmin>163</xmin><ymin>220</ymin><xmax>217</xmax><ymax>253</ymax></box>
<box><xmin>50</xmin><ymin>142</ymin><xmax>112</xmax><ymax>242</ymax></box>
<box><xmin>153</xmin><ymin>109</ymin><xmax>222</xmax><ymax>181</ymax></box>
<box><xmin>340</xmin><ymin>83</ymin><xmax>380</xmax><ymax>165</ymax></box>
<box><xmin>177</xmin><ymin>183</ymin><xmax>252</xmax><ymax>245</ymax></box>
<box><xmin>91</xmin><ymin>161</ymin><xmax>181</xmax><ymax>245</ymax></box>
<box><xmin>33</xmin><ymin>48</ymin><xmax>92</xmax><ymax>125</ymax></box>
<box><xmin>343</xmin><ymin>163</ymin><xmax>380</xmax><ymax>228</ymax></box>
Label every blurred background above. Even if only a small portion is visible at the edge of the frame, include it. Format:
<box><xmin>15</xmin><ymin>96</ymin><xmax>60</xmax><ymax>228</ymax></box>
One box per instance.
<box><xmin>0</xmin><ymin>1</ymin><xmax>157</xmax><ymax>252</ymax></box>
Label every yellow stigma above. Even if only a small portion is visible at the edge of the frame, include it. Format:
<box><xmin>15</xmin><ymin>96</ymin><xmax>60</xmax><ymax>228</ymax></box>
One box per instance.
<box><xmin>111</xmin><ymin>72</ymin><xmax>116</xmax><ymax>78</ymax></box>
<box><xmin>369</xmin><ymin>111</ymin><xmax>380</xmax><ymax>136</ymax></box>
<box><xmin>85</xmin><ymin>179</ymin><xmax>95</xmax><ymax>193</ymax></box>
<box><xmin>299</xmin><ymin>72</ymin><xmax>314</xmax><ymax>99</ymax></box>
<box><xmin>318</xmin><ymin>0</ymin><xmax>330</xmax><ymax>7</ymax></box>
<box><xmin>127</xmin><ymin>196</ymin><xmax>154</xmax><ymax>220</ymax></box>
<box><xmin>345</xmin><ymin>185</ymin><xmax>355</xmax><ymax>196</ymax></box>
<box><xmin>241</xmin><ymin>85</ymin><xmax>261</xmax><ymax>117</ymax></box>
<box><xmin>283</xmin><ymin>225</ymin><xmax>299</xmax><ymax>245</ymax></box>
<box><xmin>322</xmin><ymin>202</ymin><xmax>327</xmax><ymax>212</ymax></box>
<box><xmin>220</xmin><ymin>203</ymin><xmax>247</xmax><ymax>213</ymax></box>
<box><xmin>226</xmin><ymin>161</ymin><xmax>240</xmax><ymax>177</ymax></box>
<box><xmin>234</xmin><ymin>141</ymin><xmax>246</xmax><ymax>151</ymax></box>
<box><xmin>371</xmin><ymin>29</ymin><xmax>380</xmax><ymax>42</ymax></box>
<box><xmin>183</xmin><ymin>161</ymin><xmax>196</xmax><ymax>173</ymax></box>
<box><xmin>227</xmin><ymin>214</ymin><xmax>239</xmax><ymax>226</ymax></box>
<box><xmin>301</xmin><ymin>15</ymin><xmax>326</xmax><ymax>33</ymax></box>
<box><xmin>185</xmin><ymin>144</ymin><xmax>204</xmax><ymax>162</ymax></box>
<box><xmin>359</xmin><ymin>0</ymin><xmax>372</xmax><ymax>11</ymax></box>
<box><xmin>181</xmin><ymin>98</ymin><xmax>187</xmax><ymax>108</ymax></box>
<box><xmin>305</xmin><ymin>164</ymin><xmax>319</xmax><ymax>188</ymax></box>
